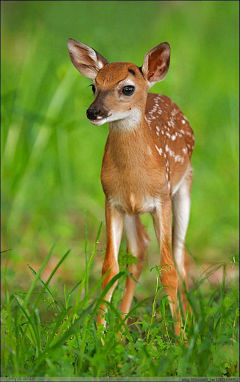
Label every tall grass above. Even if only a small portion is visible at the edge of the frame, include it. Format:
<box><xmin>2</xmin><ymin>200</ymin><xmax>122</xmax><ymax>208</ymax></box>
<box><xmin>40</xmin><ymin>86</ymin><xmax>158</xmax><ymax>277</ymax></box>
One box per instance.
<box><xmin>1</xmin><ymin>224</ymin><xmax>239</xmax><ymax>377</ymax></box>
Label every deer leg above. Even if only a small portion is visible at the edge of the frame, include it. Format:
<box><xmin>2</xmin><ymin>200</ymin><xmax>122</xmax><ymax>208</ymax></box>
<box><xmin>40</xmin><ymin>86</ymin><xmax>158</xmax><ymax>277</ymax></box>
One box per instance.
<box><xmin>172</xmin><ymin>170</ymin><xmax>192</xmax><ymax>316</ymax></box>
<box><xmin>120</xmin><ymin>215</ymin><xmax>150</xmax><ymax>321</ymax></box>
<box><xmin>152</xmin><ymin>198</ymin><xmax>181</xmax><ymax>336</ymax></box>
<box><xmin>97</xmin><ymin>200</ymin><xmax>124</xmax><ymax>328</ymax></box>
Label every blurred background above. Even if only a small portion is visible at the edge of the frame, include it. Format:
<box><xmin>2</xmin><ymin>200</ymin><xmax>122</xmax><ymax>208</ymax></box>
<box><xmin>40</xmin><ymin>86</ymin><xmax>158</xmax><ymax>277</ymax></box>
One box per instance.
<box><xmin>1</xmin><ymin>1</ymin><xmax>239</xmax><ymax>295</ymax></box>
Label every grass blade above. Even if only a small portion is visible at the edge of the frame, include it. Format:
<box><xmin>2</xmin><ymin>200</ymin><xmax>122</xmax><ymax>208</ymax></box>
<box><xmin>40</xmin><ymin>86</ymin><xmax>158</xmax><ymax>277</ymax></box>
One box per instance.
<box><xmin>27</xmin><ymin>264</ymin><xmax>61</xmax><ymax>312</ymax></box>
<box><xmin>24</xmin><ymin>243</ymin><xmax>56</xmax><ymax>307</ymax></box>
<box><xmin>84</xmin><ymin>213</ymin><xmax>89</xmax><ymax>297</ymax></box>
<box><xmin>33</xmin><ymin>248</ymin><xmax>71</xmax><ymax>309</ymax></box>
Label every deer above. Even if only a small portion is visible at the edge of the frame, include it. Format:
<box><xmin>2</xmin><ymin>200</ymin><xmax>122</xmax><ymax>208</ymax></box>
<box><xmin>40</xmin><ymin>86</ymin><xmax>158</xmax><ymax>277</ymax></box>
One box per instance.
<box><xmin>67</xmin><ymin>38</ymin><xmax>195</xmax><ymax>336</ymax></box>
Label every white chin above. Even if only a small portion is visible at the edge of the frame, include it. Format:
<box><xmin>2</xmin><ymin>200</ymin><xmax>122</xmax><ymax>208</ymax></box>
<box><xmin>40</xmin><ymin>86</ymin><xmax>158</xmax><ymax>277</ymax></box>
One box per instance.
<box><xmin>89</xmin><ymin>118</ymin><xmax>107</xmax><ymax>126</ymax></box>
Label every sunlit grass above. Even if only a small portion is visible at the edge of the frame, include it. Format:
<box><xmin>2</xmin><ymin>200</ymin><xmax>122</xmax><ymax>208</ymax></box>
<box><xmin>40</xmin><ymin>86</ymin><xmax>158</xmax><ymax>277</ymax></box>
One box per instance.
<box><xmin>1</xmin><ymin>224</ymin><xmax>239</xmax><ymax>377</ymax></box>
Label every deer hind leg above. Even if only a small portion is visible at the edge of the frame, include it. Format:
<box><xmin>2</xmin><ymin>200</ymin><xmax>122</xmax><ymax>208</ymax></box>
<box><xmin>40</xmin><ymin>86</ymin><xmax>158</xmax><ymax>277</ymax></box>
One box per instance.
<box><xmin>172</xmin><ymin>169</ymin><xmax>192</xmax><ymax>317</ymax></box>
<box><xmin>97</xmin><ymin>201</ymin><xmax>124</xmax><ymax>328</ymax></box>
<box><xmin>152</xmin><ymin>199</ymin><xmax>181</xmax><ymax>335</ymax></box>
<box><xmin>120</xmin><ymin>215</ymin><xmax>150</xmax><ymax>320</ymax></box>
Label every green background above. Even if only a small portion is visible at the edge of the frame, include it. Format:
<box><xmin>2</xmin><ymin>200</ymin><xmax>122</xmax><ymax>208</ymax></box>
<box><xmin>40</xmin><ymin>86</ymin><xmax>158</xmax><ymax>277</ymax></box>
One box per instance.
<box><xmin>1</xmin><ymin>1</ymin><xmax>239</xmax><ymax>292</ymax></box>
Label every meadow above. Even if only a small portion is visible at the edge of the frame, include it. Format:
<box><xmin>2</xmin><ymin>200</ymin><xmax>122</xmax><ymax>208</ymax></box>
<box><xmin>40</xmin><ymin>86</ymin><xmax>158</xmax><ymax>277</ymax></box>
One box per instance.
<box><xmin>1</xmin><ymin>1</ymin><xmax>239</xmax><ymax>378</ymax></box>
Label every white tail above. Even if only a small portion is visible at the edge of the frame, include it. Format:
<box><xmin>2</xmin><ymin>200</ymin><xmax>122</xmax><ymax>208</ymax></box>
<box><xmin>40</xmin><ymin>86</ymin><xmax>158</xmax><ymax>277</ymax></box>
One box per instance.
<box><xmin>67</xmin><ymin>38</ymin><xmax>195</xmax><ymax>335</ymax></box>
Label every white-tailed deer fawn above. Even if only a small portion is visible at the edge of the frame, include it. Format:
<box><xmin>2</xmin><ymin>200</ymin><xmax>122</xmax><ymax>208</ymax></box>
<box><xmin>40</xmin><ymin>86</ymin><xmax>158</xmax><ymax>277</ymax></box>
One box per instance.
<box><xmin>67</xmin><ymin>38</ymin><xmax>194</xmax><ymax>335</ymax></box>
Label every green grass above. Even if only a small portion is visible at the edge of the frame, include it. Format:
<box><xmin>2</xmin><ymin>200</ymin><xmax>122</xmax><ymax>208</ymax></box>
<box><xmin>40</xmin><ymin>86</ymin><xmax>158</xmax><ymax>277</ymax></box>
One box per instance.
<box><xmin>1</xmin><ymin>225</ymin><xmax>239</xmax><ymax>377</ymax></box>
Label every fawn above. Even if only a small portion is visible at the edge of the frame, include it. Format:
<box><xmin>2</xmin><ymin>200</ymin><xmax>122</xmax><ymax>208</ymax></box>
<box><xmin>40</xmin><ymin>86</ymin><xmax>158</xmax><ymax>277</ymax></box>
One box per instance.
<box><xmin>67</xmin><ymin>38</ymin><xmax>194</xmax><ymax>335</ymax></box>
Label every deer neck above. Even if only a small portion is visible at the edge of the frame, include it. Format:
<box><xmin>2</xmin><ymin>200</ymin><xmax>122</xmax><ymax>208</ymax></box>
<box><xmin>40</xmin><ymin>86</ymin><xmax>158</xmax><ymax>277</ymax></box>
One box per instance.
<box><xmin>109</xmin><ymin>107</ymin><xmax>143</xmax><ymax>132</ymax></box>
<box><xmin>108</xmin><ymin>114</ymin><xmax>149</xmax><ymax>168</ymax></box>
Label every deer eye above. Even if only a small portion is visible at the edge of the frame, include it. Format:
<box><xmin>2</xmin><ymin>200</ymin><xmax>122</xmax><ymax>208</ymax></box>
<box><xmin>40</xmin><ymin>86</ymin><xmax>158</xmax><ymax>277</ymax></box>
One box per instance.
<box><xmin>122</xmin><ymin>86</ymin><xmax>135</xmax><ymax>96</ymax></box>
<box><xmin>91</xmin><ymin>84</ymin><xmax>96</xmax><ymax>94</ymax></box>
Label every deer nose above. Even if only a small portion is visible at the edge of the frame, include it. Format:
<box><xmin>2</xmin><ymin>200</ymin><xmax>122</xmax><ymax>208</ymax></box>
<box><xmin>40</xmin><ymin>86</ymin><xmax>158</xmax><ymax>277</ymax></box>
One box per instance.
<box><xmin>86</xmin><ymin>108</ymin><xmax>100</xmax><ymax>120</ymax></box>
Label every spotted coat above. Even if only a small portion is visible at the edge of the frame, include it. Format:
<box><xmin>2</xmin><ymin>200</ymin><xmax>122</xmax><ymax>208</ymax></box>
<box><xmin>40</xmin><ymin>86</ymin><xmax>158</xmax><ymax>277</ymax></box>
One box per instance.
<box><xmin>145</xmin><ymin>93</ymin><xmax>194</xmax><ymax>193</ymax></box>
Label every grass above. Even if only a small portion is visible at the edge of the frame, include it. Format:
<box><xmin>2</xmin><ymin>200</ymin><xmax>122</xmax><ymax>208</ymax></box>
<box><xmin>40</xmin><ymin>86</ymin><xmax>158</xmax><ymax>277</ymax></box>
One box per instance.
<box><xmin>1</xmin><ymin>224</ymin><xmax>239</xmax><ymax>378</ymax></box>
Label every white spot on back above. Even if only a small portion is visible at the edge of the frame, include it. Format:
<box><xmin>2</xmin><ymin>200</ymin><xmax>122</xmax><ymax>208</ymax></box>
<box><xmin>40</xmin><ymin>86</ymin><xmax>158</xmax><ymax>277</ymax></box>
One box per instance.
<box><xmin>155</xmin><ymin>145</ymin><xmax>163</xmax><ymax>155</ymax></box>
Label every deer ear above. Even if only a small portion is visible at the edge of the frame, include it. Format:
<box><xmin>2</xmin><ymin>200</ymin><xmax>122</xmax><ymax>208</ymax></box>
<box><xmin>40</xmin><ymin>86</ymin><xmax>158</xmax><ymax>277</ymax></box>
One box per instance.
<box><xmin>142</xmin><ymin>42</ymin><xmax>170</xmax><ymax>88</ymax></box>
<box><xmin>67</xmin><ymin>38</ymin><xmax>108</xmax><ymax>79</ymax></box>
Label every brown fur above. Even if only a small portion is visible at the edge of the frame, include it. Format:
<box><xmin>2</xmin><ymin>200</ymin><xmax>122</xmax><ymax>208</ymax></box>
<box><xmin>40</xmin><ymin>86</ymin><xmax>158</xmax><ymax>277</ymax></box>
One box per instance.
<box><xmin>67</xmin><ymin>39</ymin><xmax>194</xmax><ymax>335</ymax></box>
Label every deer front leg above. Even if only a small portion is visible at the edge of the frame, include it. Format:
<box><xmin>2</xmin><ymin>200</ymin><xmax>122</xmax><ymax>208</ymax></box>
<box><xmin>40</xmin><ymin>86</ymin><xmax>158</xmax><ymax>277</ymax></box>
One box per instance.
<box><xmin>97</xmin><ymin>200</ymin><xmax>124</xmax><ymax>328</ymax></box>
<box><xmin>120</xmin><ymin>215</ymin><xmax>150</xmax><ymax>319</ymax></box>
<box><xmin>152</xmin><ymin>199</ymin><xmax>181</xmax><ymax>336</ymax></box>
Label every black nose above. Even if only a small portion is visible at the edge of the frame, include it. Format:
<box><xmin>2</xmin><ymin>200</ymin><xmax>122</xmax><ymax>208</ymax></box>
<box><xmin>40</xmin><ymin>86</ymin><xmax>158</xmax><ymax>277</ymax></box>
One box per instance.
<box><xmin>86</xmin><ymin>108</ymin><xmax>100</xmax><ymax>120</ymax></box>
